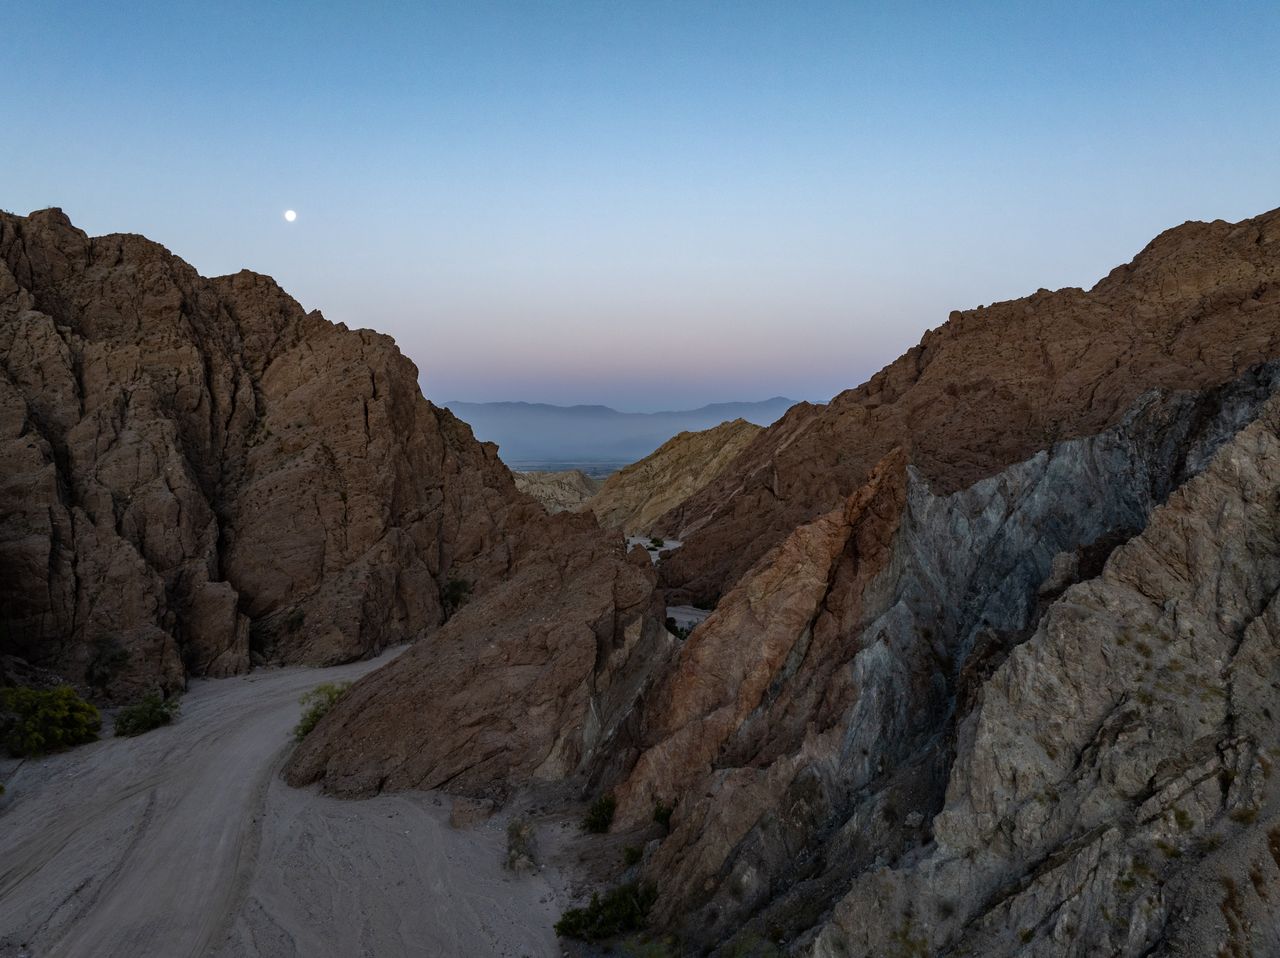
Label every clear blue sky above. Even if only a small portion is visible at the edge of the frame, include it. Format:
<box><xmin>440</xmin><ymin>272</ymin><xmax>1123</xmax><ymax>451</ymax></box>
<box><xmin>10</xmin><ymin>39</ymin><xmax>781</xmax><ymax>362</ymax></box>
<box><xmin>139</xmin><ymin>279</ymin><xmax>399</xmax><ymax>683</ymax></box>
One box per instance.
<box><xmin>7</xmin><ymin>1</ymin><xmax>1279</xmax><ymax>410</ymax></box>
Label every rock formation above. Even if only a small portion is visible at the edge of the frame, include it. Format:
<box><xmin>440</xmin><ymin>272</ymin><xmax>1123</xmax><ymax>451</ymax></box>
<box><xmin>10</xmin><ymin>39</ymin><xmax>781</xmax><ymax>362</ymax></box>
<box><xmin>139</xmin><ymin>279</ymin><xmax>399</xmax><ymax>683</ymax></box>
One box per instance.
<box><xmin>585</xmin><ymin>418</ymin><xmax>760</xmax><ymax>535</ymax></box>
<box><xmin>658</xmin><ymin>209</ymin><xmax>1280</xmax><ymax>605</ymax></box>
<box><xmin>285</xmin><ymin>512</ymin><xmax>670</xmax><ymax>798</ymax></box>
<box><xmin>617</xmin><ymin>363</ymin><xmax>1280</xmax><ymax>955</ymax></box>
<box><xmin>0</xmin><ymin>209</ymin><xmax>591</xmax><ymax>701</ymax></box>
<box><xmin>513</xmin><ymin>469</ymin><xmax>602</xmax><ymax>513</ymax></box>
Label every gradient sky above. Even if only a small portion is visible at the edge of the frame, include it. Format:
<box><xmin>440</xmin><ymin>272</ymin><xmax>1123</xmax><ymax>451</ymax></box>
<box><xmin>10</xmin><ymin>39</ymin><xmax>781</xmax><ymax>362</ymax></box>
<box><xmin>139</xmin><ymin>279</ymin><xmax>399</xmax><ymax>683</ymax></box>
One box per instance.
<box><xmin>7</xmin><ymin>1</ymin><xmax>1280</xmax><ymax>410</ymax></box>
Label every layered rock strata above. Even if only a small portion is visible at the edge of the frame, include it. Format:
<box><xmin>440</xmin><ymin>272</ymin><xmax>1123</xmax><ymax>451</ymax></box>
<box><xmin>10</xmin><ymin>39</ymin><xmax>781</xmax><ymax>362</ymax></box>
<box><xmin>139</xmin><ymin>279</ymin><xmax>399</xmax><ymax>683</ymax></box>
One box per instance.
<box><xmin>585</xmin><ymin>418</ymin><xmax>761</xmax><ymax>535</ymax></box>
<box><xmin>658</xmin><ymin>209</ymin><xmax>1280</xmax><ymax>604</ymax></box>
<box><xmin>614</xmin><ymin>365</ymin><xmax>1280</xmax><ymax>955</ymax></box>
<box><xmin>513</xmin><ymin>469</ymin><xmax>602</xmax><ymax>513</ymax></box>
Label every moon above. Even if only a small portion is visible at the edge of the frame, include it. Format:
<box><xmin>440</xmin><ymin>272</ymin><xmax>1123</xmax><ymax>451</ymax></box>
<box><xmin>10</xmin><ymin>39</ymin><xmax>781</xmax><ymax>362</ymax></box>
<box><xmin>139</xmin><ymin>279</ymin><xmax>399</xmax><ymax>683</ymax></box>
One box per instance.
<box><xmin>283</xmin><ymin>209</ymin><xmax>297</xmax><ymax>222</ymax></box>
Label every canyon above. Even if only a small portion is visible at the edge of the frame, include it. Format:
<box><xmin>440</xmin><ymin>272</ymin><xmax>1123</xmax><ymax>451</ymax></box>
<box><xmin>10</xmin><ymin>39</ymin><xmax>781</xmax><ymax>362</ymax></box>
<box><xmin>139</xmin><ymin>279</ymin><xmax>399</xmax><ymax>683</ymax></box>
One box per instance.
<box><xmin>4</xmin><ymin>206</ymin><xmax>1280</xmax><ymax>957</ymax></box>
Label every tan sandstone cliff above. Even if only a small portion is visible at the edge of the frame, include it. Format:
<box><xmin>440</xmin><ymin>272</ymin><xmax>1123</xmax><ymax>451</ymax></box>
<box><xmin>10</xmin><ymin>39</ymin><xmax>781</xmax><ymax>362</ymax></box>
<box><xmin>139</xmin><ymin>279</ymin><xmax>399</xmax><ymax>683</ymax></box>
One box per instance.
<box><xmin>584</xmin><ymin>418</ymin><xmax>761</xmax><ymax>535</ymax></box>
<box><xmin>513</xmin><ymin>469</ymin><xmax>601</xmax><ymax>513</ymax></box>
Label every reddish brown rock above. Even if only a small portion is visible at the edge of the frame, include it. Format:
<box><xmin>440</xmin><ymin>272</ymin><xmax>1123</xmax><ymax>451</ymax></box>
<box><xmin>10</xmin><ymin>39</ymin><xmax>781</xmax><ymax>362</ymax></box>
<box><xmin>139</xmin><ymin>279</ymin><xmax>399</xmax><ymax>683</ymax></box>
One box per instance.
<box><xmin>284</xmin><ymin>514</ymin><xmax>671</xmax><ymax>798</ymax></box>
<box><xmin>0</xmin><ymin>209</ymin><xmax>539</xmax><ymax>700</ymax></box>
<box><xmin>659</xmin><ymin>208</ymin><xmax>1280</xmax><ymax>603</ymax></box>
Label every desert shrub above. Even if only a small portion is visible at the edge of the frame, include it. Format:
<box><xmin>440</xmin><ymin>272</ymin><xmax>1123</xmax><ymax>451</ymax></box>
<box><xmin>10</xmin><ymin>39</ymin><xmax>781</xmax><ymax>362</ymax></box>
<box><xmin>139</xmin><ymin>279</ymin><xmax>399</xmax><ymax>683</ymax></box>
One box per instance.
<box><xmin>623</xmin><ymin>845</ymin><xmax>643</xmax><ymax>866</ymax></box>
<box><xmin>555</xmin><ymin>883</ymin><xmax>656</xmax><ymax>940</ymax></box>
<box><xmin>664</xmin><ymin>618</ymin><xmax>692</xmax><ymax>640</ymax></box>
<box><xmin>506</xmin><ymin>818</ymin><xmax>538</xmax><ymax>872</ymax></box>
<box><xmin>86</xmin><ymin>637</ymin><xmax>129</xmax><ymax>690</ymax></box>
<box><xmin>648</xmin><ymin>537</ymin><xmax>665</xmax><ymax>549</ymax></box>
<box><xmin>620</xmin><ymin>936</ymin><xmax>681</xmax><ymax>957</ymax></box>
<box><xmin>441</xmin><ymin>577</ymin><xmax>472</xmax><ymax>617</ymax></box>
<box><xmin>293</xmin><ymin>681</ymin><xmax>351</xmax><ymax>741</ymax></box>
<box><xmin>583</xmin><ymin>793</ymin><xmax>616</xmax><ymax>833</ymax></box>
<box><xmin>114</xmin><ymin>692</ymin><xmax>179</xmax><ymax>737</ymax></box>
<box><xmin>0</xmin><ymin>686</ymin><xmax>101</xmax><ymax>757</ymax></box>
<box><xmin>653</xmin><ymin>800</ymin><xmax>674</xmax><ymax>829</ymax></box>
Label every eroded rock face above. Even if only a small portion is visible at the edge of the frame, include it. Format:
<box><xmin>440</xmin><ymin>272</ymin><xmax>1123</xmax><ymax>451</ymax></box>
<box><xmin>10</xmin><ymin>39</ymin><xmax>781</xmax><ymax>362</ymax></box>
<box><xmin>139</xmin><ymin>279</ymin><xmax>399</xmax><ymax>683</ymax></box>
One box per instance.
<box><xmin>658</xmin><ymin>208</ymin><xmax>1280</xmax><ymax>604</ymax></box>
<box><xmin>513</xmin><ymin>469</ymin><xmax>602</xmax><ymax>513</ymax></box>
<box><xmin>0</xmin><ymin>209</ymin><xmax>538</xmax><ymax>699</ymax></box>
<box><xmin>585</xmin><ymin>418</ymin><xmax>761</xmax><ymax>536</ymax></box>
<box><xmin>284</xmin><ymin>515</ymin><xmax>671</xmax><ymax>799</ymax></box>
<box><xmin>615</xmin><ymin>365</ymin><xmax>1280</xmax><ymax>954</ymax></box>
<box><xmin>802</xmin><ymin>378</ymin><xmax>1280</xmax><ymax>958</ymax></box>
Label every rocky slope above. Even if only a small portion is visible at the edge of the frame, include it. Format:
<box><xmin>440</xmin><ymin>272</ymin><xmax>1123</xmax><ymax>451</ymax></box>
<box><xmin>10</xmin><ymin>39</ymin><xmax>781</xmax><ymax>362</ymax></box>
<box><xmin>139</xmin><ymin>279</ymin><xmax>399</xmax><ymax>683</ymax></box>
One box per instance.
<box><xmin>513</xmin><ymin>469</ymin><xmax>601</xmax><ymax>513</ymax></box>
<box><xmin>0</xmin><ymin>209</ymin><xmax>628</xmax><ymax>702</ymax></box>
<box><xmin>585</xmin><ymin>418</ymin><xmax>760</xmax><ymax>535</ymax></box>
<box><xmin>616</xmin><ymin>363</ymin><xmax>1280</xmax><ymax>956</ymax></box>
<box><xmin>285</xmin><ymin>511</ymin><xmax>670</xmax><ymax>799</ymax></box>
<box><xmin>658</xmin><ymin>208</ymin><xmax>1280</xmax><ymax>604</ymax></box>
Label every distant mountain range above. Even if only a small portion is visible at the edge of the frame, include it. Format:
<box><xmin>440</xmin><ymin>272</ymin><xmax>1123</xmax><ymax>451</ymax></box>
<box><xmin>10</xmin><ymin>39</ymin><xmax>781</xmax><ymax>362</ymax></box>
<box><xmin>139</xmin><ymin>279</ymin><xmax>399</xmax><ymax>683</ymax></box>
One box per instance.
<box><xmin>442</xmin><ymin>397</ymin><xmax>797</xmax><ymax>466</ymax></box>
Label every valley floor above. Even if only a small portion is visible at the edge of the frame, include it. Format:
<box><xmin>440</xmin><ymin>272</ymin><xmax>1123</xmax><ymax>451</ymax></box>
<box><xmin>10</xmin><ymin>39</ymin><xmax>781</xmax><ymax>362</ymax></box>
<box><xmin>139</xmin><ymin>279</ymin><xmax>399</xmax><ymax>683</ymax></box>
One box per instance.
<box><xmin>0</xmin><ymin>651</ymin><xmax>565</xmax><ymax>958</ymax></box>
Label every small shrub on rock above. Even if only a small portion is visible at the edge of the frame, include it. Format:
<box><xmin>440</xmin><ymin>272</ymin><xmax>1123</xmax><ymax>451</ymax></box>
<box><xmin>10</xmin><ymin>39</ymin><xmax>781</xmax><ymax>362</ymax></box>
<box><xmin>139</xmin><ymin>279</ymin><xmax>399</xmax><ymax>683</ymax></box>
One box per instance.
<box><xmin>583</xmin><ymin>793</ymin><xmax>616</xmax><ymax>833</ymax></box>
<box><xmin>0</xmin><ymin>686</ymin><xmax>101</xmax><ymax>757</ymax></box>
<box><xmin>293</xmin><ymin>681</ymin><xmax>351</xmax><ymax>741</ymax></box>
<box><xmin>555</xmin><ymin>883</ymin><xmax>657</xmax><ymax>941</ymax></box>
<box><xmin>114</xmin><ymin>692</ymin><xmax>179</xmax><ymax>737</ymax></box>
<box><xmin>506</xmin><ymin>818</ymin><xmax>538</xmax><ymax>872</ymax></box>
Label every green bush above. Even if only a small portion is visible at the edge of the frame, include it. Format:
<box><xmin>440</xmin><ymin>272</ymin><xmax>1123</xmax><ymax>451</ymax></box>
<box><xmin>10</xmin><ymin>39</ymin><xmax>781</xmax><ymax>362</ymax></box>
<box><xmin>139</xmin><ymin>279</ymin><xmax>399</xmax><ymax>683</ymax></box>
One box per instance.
<box><xmin>623</xmin><ymin>845</ymin><xmax>643</xmax><ymax>866</ymax></box>
<box><xmin>114</xmin><ymin>692</ymin><xmax>179</xmax><ymax>737</ymax></box>
<box><xmin>583</xmin><ymin>793</ymin><xmax>616</xmax><ymax>833</ymax></box>
<box><xmin>555</xmin><ymin>883</ymin><xmax>657</xmax><ymax>941</ymax></box>
<box><xmin>293</xmin><ymin>681</ymin><xmax>351</xmax><ymax>741</ymax></box>
<box><xmin>0</xmin><ymin>686</ymin><xmax>101</xmax><ymax>757</ymax></box>
<box><xmin>506</xmin><ymin>818</ymin><xmax>538</xmax><ymax>872</ymax></box>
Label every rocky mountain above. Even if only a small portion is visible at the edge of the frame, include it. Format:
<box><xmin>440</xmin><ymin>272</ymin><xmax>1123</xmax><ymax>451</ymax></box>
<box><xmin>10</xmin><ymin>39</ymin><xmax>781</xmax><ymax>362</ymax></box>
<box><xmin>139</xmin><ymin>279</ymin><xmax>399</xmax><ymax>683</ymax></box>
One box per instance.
<box><xmin>15</xmin><ymin>203</ymin><xmax>1280</xmax><ymax>957</ymax></box>
<box><xmin>585</xmin><ymin>418</ymin><xmax>760</xmax><ymax>535</ymax></box>
<box><xmin>442</xmin><ymin>397</ymin><xmax>794</xmax><ymax>466</ymax></box>
<box><xmin>513</xmin><ymin>469</ymin><xmax>602</xmax><ymax>513</ymax></box>
<box><xmin>615</xmin><ymin>363</ymin><xmax>1280</xmax><ymax>955</ymax></box>
<box><xmin>287</xmin><ymin>207</ymin><xmax>1280</xmax><ymax>957</ymax></box>
<box><xmin>286</xmin><ymin>510</ymin><xmax>670</xmax><ymax>798</ymax></box>
<box><xmin>0</xmin><ymin>209</ymin><xmax>642</xmax><ymax>702</ymax></box>
<box><xmin>657</xmin><ymin>209</ymin><xmax>1280</xmax><ymax>605</ymax></box>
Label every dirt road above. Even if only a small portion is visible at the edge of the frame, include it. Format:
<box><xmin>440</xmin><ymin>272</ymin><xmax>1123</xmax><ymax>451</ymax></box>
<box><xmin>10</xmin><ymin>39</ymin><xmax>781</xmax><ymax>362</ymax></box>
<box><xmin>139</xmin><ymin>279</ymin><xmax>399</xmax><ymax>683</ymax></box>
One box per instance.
<box><xmin>0</xmin><ymin>651</ymin><xmax>562</xmax><ymax>958</ymax></box>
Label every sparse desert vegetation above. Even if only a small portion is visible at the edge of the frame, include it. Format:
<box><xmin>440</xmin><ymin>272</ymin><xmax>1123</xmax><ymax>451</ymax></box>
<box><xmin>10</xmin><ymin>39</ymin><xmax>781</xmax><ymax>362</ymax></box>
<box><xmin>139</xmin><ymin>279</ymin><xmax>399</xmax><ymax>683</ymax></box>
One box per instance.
<box><xmin>114</xmin><ymin>692</ymin><xmax>180</xmax><ymax>737</ymax></box>
<box><xmin>0</xmin><ymin>686</ymin><xmax>101</xmax><ymax>757</ymax></box>
<box><xmin>293</xmin><ymin>682</ymin><xmax>352</xmax><ymax>741</ymax></box>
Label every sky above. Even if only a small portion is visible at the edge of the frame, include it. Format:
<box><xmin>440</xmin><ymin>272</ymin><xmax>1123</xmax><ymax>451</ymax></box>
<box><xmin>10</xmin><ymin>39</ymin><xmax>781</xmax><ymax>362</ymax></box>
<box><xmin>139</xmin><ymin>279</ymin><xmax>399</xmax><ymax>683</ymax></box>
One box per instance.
<box><xmin>6</xmin><ymin>1</ymin><xmax>1280</xmax><ymax>411</ymax></box>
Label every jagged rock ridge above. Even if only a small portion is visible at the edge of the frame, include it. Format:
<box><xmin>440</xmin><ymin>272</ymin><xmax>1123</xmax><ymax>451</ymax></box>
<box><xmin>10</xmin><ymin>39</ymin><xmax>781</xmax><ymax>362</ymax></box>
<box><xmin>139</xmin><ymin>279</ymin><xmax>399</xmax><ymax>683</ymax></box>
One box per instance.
<box><xmin>658</xmin><ymin>208</ymin><xmax>1280</xmax><ymax>604</ymax></box>
<box><xmin>612</xmin><ymin>364</ymin><xmax>1280</xmax><ymax>955</ymax></box>
<box><xmin>0</xmin><ymin>209</ymin><xmax>613</xmax><ymax>701</ymax></box>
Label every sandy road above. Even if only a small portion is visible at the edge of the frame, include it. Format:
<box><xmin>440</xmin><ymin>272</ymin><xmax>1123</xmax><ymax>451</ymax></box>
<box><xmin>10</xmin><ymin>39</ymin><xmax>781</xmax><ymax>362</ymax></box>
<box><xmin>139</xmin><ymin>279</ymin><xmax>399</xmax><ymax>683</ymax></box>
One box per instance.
<box><xmin>0</xmin><ymin>651</ymin><xmax>562</xmax><ymax>958</ymax></box>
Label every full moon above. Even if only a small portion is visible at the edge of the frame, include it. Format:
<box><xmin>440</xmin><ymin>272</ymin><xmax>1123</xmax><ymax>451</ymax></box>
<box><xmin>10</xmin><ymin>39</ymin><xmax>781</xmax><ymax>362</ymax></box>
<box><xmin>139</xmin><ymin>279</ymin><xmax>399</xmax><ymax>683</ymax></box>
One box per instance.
<box><xmin>283</xmin><ymin>209</ymin><xmax>297</xmax><ymax>222</ymax></box>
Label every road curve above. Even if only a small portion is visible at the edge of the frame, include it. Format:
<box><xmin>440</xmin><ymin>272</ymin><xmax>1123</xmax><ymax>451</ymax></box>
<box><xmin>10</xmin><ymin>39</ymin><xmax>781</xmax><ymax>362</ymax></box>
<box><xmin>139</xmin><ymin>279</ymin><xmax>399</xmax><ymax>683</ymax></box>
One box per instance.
<box><xmin>0</xmin><ymin>651</ymin><xmax>561</xmax><ymax>958</ymax></box>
